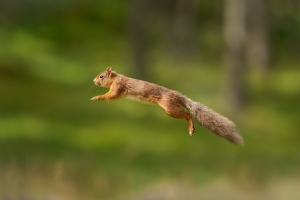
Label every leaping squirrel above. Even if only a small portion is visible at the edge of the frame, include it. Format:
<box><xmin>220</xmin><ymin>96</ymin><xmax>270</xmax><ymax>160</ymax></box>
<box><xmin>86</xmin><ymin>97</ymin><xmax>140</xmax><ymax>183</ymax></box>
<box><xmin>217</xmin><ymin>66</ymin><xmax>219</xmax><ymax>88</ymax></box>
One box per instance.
<box><xmin>91</xmin><ymin>67</ymin><xmax>243</xmax><ymax>145</ymax></box>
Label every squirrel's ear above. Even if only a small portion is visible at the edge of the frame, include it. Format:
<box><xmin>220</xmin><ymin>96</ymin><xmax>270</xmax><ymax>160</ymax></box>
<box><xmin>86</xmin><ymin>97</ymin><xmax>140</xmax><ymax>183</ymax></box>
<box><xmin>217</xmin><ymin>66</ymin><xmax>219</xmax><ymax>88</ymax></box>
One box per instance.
<box><xmin>106</xmin><ymin>67</ymin><xmax>116</xmax><ymax>77</ymax></box>
<box><xmin>106</xmin><ymin>67</ymin><xmax>114</xmax><ymax>72</ymax></box>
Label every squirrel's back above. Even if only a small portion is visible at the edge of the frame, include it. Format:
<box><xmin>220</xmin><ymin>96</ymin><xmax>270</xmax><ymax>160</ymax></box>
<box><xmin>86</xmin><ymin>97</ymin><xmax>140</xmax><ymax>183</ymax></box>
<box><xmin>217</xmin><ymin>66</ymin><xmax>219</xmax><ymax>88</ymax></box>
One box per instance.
<box><xmin>118</xmin><ymin>76</ymin><xmax>171</xmax><ymax>104</ymax></box>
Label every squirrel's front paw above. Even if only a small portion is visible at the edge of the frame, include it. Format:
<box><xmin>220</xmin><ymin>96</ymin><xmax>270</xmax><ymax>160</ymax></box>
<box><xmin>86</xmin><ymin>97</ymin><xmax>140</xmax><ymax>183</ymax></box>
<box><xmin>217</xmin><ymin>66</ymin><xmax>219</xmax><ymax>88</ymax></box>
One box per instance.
<box><xmin>90</xmin><ymin>96</ymin><xmax>100</xmax><ymax>101</ymax></box>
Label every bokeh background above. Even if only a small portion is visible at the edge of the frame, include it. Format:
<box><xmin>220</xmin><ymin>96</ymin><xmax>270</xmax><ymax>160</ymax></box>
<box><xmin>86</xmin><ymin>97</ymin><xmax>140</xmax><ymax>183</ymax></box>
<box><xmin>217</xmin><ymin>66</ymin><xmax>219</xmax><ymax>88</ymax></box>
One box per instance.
<box><xmin>0</xmin><ymin>0</ymin><xmax>300</xmax><ymax>199</ymax></box>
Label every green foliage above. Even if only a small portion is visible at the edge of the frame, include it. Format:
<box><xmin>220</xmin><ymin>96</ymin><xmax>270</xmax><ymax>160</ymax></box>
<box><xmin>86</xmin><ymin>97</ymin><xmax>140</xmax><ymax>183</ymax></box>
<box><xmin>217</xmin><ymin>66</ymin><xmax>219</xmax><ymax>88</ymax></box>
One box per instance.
<box><xmin>0</xmin><ymin>0</ymin><xmax>299</xmax><ymax>199</ymax></box>
<box><xmin>1</xmin><ymin>59</ymin><xmax>299</xmax><ymax>198</ymax></box>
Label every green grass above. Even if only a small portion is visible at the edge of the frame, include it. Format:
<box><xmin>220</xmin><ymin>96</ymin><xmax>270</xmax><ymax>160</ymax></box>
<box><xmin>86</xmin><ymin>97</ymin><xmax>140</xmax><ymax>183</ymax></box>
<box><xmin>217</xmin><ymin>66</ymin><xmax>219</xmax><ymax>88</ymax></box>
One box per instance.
<box><xmin>0</xmin><ymin>60</ymin><xmax>299</xmax><ymax>199</ymax></box>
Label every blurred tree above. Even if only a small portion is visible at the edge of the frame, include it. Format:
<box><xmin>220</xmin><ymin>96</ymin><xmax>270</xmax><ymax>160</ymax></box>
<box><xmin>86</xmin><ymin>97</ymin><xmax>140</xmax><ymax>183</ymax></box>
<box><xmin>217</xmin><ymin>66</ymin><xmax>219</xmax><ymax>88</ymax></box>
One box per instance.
<box><xmin>246</xmin><ymin>0</ymin><xmax>270</xmax><ymax>75</ymax></box>
<box><xmin>223</xmin><ymin>0</ymin><xmax>246</xmax><ymax>113</ymax></box>
<box><xmin>269</xmin><ymin>0</ymin><xmax>300</xmax><ymax>64</ymax></box>
<box><xmin>162</xmin><ymin>0</ymin><xmax>197</xmax><ymax>61</ymax></box>
<box><xmin>130</xmin><ymin>0</ymin><xmax>149</xmax><ymax>79</ymax></box>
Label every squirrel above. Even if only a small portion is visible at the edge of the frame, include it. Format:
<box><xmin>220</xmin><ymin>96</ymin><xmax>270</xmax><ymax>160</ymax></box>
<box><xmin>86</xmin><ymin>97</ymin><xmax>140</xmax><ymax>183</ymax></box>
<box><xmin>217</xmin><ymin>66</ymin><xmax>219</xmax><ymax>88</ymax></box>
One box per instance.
<box><xmin>91</xmin><ymin>67</ymin><xmax>243</xmax><ymax>145</ymax></box>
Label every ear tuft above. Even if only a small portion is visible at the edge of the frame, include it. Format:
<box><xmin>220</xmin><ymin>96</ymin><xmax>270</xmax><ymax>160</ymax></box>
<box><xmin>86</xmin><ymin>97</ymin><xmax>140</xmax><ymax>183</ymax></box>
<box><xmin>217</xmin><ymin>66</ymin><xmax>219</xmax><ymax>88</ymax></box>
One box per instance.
<box><xmin>106</xmin><ymin>67</ymin><xmax>116</xmax><ymax>77</ymax></box>
<box><xmin>106</xmin><ymin>67</ymin><xmax>114</xmax><ymax>72</ymax></box>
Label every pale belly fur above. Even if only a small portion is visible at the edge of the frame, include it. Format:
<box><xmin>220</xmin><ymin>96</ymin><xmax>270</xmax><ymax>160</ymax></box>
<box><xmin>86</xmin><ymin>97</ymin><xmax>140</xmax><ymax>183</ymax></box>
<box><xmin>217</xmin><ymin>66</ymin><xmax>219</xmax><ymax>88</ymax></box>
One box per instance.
<box><xmin>125</xmin><ymin>95</ymin><xmax>156</xmax><ymax>105</ymax></box>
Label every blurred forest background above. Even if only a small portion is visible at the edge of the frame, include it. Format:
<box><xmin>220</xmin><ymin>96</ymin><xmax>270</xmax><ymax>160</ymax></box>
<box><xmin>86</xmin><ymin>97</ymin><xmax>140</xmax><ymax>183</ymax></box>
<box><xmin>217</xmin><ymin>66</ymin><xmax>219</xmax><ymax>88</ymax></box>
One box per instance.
<box><xmin>0</xmin><ymin>0</ymin><xmax>300</xmax><ymax>199</ymax></box>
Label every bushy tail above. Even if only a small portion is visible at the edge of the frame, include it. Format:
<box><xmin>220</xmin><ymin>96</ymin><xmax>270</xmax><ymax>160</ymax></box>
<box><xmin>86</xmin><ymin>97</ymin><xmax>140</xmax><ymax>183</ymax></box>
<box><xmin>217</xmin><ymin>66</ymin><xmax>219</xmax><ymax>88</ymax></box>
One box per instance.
<box><xmin>182</xmin><ymin>97</ymin><xmax>244</xmax><ymax>145</ymax></box>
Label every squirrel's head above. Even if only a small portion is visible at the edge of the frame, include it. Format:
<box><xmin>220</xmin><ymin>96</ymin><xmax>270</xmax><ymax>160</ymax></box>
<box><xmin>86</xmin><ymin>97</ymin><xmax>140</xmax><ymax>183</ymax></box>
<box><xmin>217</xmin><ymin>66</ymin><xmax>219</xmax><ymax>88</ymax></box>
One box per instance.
<box><xmin>93</xmin><ymin>67</ymin><xmax>117</xmax><ymax>88</ymax></box>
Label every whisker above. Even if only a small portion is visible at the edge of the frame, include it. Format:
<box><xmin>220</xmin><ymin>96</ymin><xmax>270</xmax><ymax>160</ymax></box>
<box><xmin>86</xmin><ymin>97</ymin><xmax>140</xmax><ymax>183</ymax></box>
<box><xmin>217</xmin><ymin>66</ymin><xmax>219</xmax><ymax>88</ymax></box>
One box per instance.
<box><xmin>89</xmin><ymin>85</ymin><xmax>96</xmax><ymax>93</ymax></box>
<box><xmin>85</xmin><ymin>83</ymin><xmax>96</xmax><ymax>94</ymax></box>
<box><xmin>83</xmin><ymin>83</ymin><xmax>93</xmax><ymax>88</ymax></box>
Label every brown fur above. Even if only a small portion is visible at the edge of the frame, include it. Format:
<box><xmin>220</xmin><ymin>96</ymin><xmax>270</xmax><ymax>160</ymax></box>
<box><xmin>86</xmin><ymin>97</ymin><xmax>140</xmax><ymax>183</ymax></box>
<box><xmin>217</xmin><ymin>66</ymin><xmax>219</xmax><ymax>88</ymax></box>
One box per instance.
<box><xmin>91</xmin><ymin>68</ymin><xmax>243</xmax><ymax>145</ymax></box>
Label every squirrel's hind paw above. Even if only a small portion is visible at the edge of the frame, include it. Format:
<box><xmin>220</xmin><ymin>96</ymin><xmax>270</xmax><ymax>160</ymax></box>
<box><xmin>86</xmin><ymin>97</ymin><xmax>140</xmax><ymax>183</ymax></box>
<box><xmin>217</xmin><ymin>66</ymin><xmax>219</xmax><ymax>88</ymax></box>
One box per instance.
<box><xmin>189</xmin><ymin>127</ymin><xmax>195</xmax><ymax>136</ymax></box>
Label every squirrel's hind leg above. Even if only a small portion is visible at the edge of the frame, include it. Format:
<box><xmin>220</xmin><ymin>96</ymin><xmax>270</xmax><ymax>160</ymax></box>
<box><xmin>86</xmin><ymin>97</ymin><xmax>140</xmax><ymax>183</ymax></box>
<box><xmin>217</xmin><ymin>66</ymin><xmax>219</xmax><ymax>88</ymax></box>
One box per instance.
<box><xmin>158</xmin><ymin>101</ymin><xmax>195</xmax><ymax>135</ymax></box>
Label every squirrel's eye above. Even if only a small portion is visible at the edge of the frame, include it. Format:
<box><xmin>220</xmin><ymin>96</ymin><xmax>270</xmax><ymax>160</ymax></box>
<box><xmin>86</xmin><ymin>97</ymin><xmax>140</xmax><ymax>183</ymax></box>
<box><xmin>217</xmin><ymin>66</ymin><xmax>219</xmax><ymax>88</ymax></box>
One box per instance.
<box><xmin>99</xmin><ymin>75</ymin><xmax>103</xmax><ymax>78</ymax></box>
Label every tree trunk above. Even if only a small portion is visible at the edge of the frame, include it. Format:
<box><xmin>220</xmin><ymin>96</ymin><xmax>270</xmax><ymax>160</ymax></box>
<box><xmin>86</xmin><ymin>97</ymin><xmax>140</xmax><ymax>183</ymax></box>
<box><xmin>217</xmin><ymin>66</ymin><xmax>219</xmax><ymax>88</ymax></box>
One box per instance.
<box><xmin>246</xmin><ymin>0</ymin><xmax>270</xmax><ymax>76</ymax></box>
<box><xmin>130</xmin><ymin>0</ymin><xmax>149</xmax><ymax>79</ymax></box>
<box><xmin>223</xmin><ymin>0</ymin><xmax>246</xmax><ymax>113</ymax></box>
<box><xmin>162</xmin><ymin>0</ymin><xmax>196</xmax><ymax>61</ymax></box>
<box><xmin>173</xmin><ymin>0</ymin><xmax>196</xmax><ymax>57</ymax></box>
